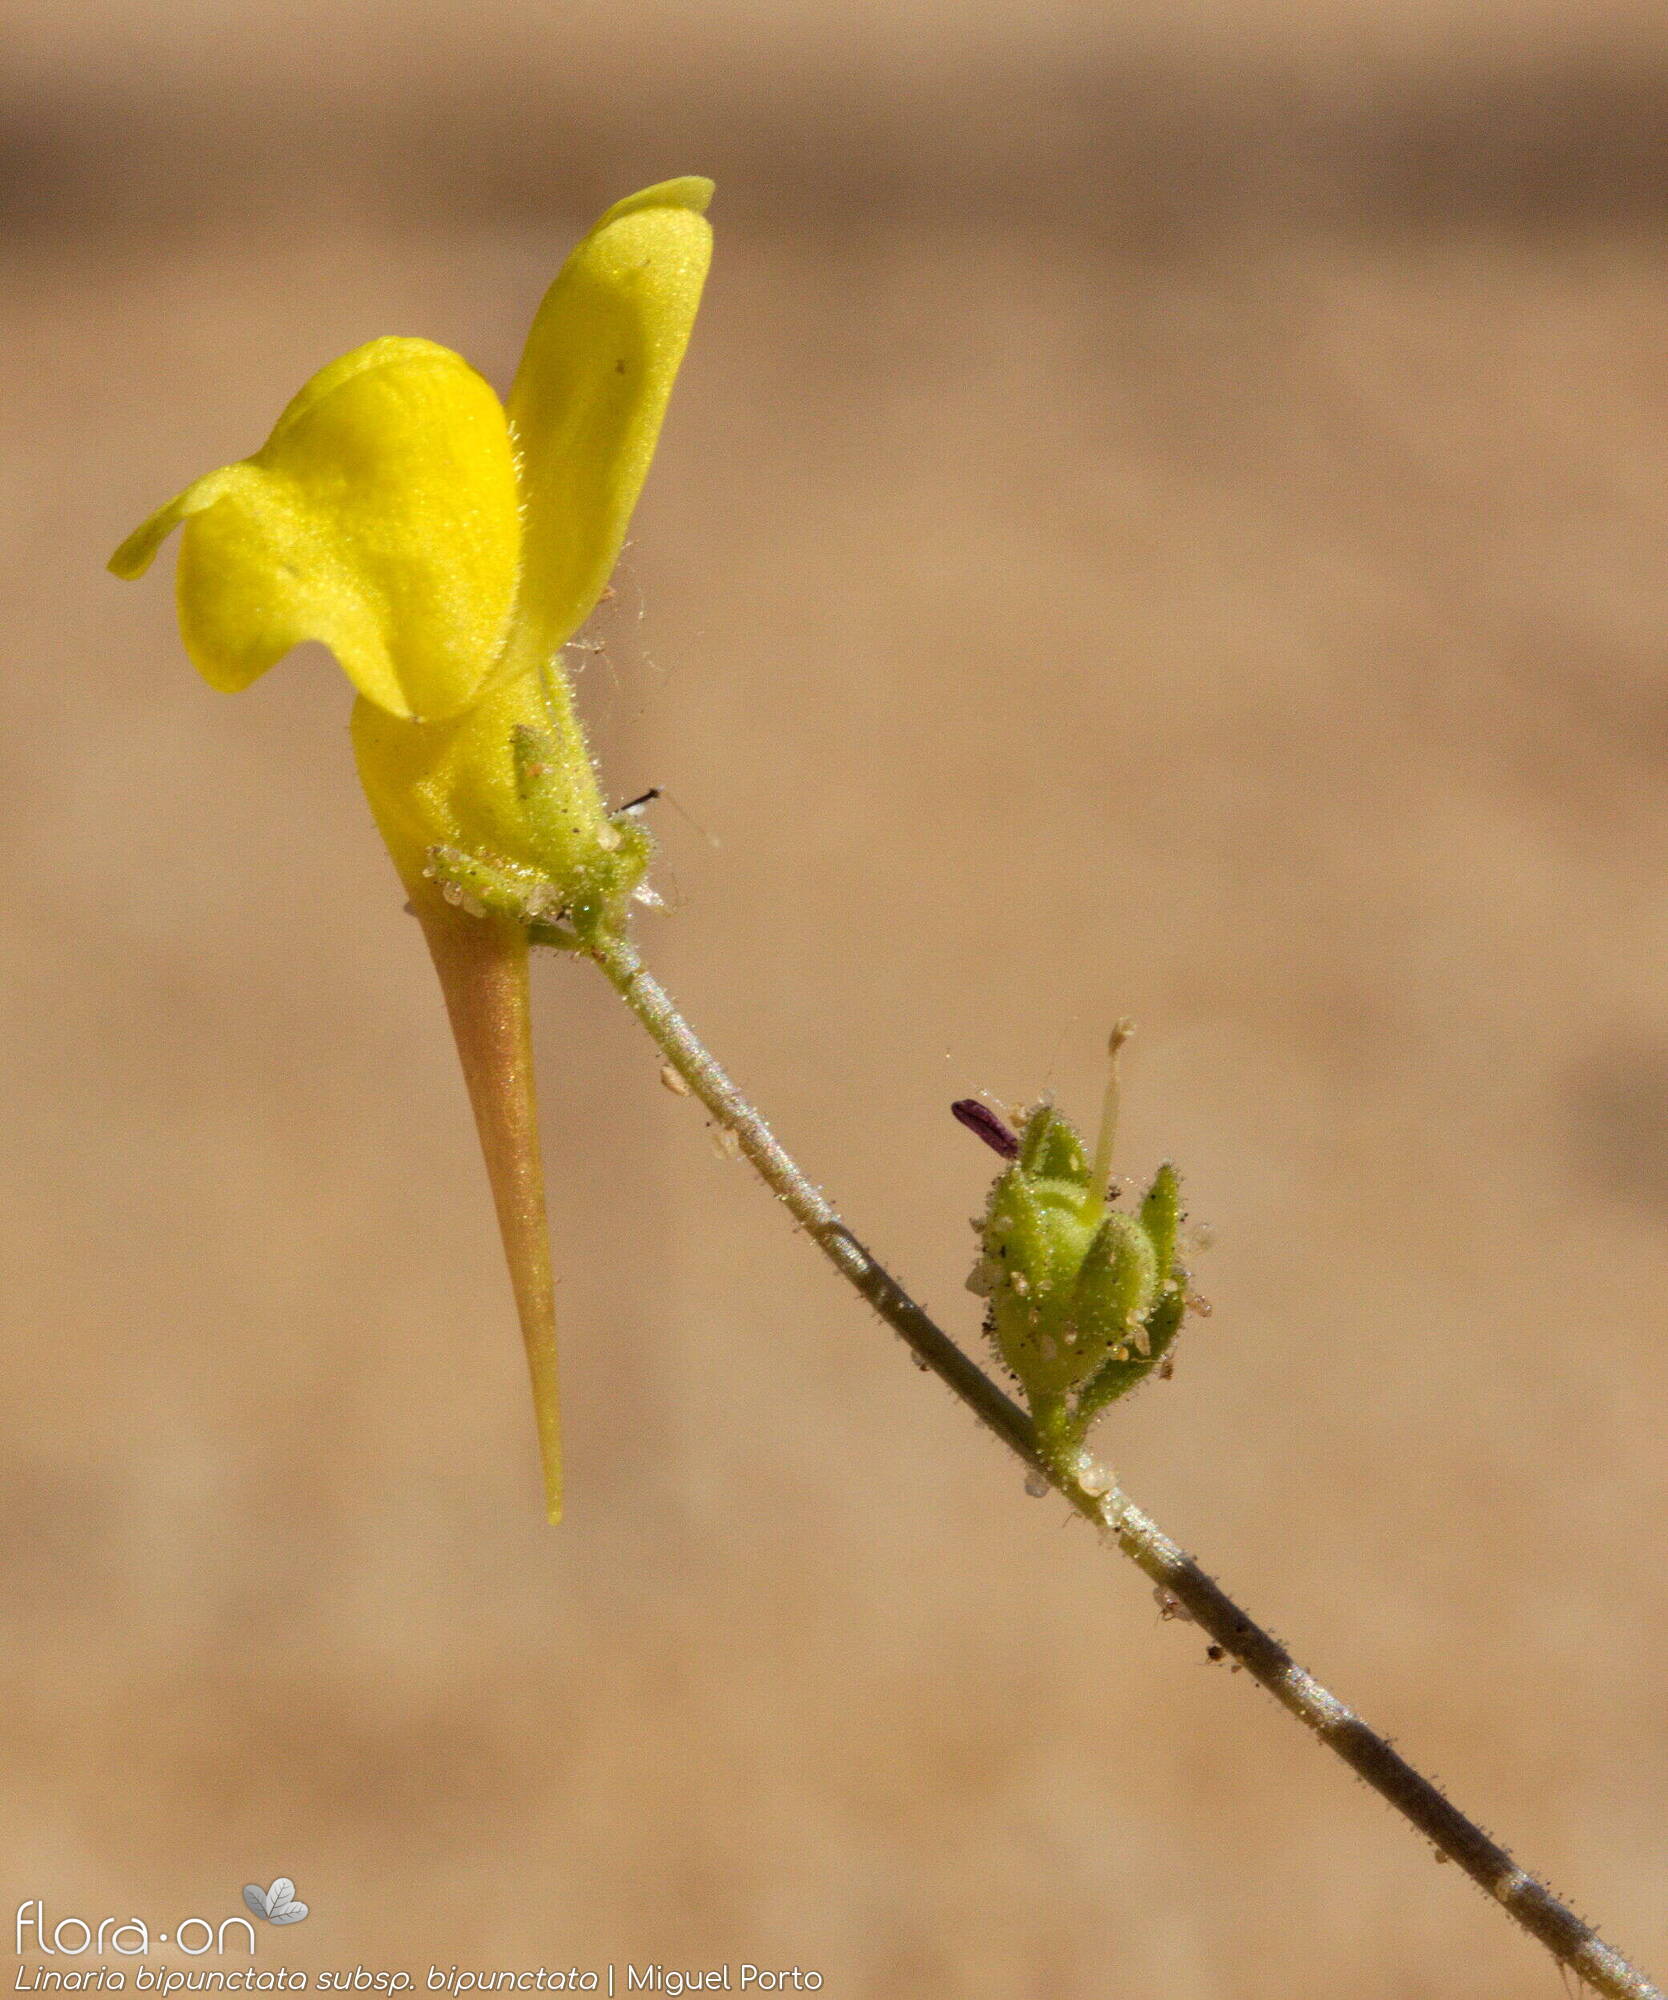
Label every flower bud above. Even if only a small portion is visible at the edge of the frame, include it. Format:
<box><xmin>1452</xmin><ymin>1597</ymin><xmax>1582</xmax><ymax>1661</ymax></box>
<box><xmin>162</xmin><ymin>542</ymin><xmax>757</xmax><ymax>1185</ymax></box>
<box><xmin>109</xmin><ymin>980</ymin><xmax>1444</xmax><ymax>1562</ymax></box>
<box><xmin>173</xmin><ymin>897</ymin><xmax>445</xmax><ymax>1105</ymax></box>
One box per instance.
<box><xmin>965</xmin><ymin>1037</ymin><xmax>1194</xmax><ymax>1469</ymax></box>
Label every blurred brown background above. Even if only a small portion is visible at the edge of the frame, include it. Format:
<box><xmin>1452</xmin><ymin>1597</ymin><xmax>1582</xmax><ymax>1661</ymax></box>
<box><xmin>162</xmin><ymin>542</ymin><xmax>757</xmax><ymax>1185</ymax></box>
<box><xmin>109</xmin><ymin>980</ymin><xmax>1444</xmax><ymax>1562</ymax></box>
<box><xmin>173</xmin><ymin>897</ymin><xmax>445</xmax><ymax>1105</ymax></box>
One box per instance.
<box><xmin>6</xmin><ymin>2</ymin><xmax>1668</xmax><ymax>1994</ymax></box>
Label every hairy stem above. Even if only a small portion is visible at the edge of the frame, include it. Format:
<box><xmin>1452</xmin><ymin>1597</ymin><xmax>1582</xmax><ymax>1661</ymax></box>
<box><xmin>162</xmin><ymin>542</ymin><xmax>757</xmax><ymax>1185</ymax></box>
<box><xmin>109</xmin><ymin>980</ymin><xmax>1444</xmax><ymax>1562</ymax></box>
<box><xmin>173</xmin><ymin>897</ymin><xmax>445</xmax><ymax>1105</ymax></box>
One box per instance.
<box><xmin>589</xmin><ymin>929</ymin><xmax>1660</xmax><ymax>2000</ymax></box>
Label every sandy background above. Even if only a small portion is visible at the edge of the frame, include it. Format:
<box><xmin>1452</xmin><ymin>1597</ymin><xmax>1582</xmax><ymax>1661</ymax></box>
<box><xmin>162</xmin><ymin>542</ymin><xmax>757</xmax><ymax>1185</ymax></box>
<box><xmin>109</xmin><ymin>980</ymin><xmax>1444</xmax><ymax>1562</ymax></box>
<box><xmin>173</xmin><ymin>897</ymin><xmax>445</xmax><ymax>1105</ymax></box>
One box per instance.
<box><xmin>5</xmin><ymin>3</ymin><xmax>1668</xmax><ymax>1994</ymax></box>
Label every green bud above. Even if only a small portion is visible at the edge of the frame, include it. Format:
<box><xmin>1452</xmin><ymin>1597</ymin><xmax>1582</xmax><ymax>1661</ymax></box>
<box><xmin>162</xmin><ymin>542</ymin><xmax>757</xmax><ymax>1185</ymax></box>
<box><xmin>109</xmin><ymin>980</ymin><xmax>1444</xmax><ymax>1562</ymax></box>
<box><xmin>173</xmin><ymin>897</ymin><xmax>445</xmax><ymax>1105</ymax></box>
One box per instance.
<box><xmin>966</xmin><ymin>1040</ymin><xmax>1196</xmax><ymax>1475</ymax></box>
<box><xmin>1075</xmin><ymin>1210</ymin><xmax>1159</xmax><ymax>1345</ymax></box>
<box><xmin>983</xmin><ymin>1169</ymin><xmax>1103</xmax><ymax>1398</ymax></box>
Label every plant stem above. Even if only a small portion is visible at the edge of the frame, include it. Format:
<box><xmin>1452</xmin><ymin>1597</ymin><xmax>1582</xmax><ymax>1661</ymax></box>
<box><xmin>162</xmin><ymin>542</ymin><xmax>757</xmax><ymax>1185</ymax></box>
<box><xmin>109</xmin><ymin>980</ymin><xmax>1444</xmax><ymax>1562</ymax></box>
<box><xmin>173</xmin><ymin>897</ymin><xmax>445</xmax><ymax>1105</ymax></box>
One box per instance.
<box><xmin>588</xmin><ymin>930</ymin><xmax>1661</xmax><ymax>2000</ymax></box>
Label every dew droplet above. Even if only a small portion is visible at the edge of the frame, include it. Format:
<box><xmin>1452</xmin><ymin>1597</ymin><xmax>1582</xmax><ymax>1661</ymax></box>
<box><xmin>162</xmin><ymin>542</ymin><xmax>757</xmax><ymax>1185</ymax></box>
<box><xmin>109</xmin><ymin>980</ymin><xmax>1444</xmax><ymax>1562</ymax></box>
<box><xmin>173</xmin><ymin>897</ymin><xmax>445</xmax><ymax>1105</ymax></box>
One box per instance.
<box><xmin>1076</xmin><ymin>1456</ymin><xmax>1112</xmax><ymax>1499</ymax></box>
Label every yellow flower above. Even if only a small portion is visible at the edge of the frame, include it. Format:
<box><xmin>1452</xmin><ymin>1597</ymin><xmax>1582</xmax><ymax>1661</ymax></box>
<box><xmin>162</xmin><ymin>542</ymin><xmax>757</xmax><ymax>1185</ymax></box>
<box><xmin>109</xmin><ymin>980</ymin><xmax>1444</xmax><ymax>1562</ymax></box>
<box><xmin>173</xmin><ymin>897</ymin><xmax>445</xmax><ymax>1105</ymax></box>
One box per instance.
<box><xmin>110</xmin><ymin>179</ymin><xmax>715</xmax><ymax>1522</ymax></box>
<box><xmin>111</xmin><ymin>176</ymin><xmax>712</xmax><ymax>891</ymax></box>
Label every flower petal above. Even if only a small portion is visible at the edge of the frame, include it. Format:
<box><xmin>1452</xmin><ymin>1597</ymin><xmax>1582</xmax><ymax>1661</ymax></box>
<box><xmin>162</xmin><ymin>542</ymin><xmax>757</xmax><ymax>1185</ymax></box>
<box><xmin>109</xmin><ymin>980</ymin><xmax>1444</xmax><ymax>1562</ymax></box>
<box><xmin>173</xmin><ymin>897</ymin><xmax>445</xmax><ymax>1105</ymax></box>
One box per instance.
<box><xmin>109</xmin><ymin>337</ymin><xmax>520</xmax><ymax>721</ymax></box>
<box><xmin>491</xmin><ymin>177</ymin><xmax>713</xmax><ymax>689</ymax></box>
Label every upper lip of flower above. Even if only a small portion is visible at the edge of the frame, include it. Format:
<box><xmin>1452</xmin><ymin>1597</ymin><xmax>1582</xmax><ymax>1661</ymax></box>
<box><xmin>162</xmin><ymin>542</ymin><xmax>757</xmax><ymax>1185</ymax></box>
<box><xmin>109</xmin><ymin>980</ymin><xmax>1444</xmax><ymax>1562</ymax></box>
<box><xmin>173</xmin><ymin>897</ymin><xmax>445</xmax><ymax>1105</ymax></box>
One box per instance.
<box><xmin>108</xmin><ymin>175</ymin><xmax>714</xmax><ymax>727</ymax></box>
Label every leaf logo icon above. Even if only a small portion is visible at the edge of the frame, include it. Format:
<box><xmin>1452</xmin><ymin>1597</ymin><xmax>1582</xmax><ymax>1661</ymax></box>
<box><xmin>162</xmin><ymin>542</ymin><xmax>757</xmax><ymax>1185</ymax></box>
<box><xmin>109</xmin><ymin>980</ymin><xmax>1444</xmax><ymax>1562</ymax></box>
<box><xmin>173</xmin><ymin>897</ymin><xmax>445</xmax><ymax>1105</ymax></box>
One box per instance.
<box><xmin>242</xmin><ymin>1879</ymin><xmax>309</xmax><ymax>1925</ymax></box>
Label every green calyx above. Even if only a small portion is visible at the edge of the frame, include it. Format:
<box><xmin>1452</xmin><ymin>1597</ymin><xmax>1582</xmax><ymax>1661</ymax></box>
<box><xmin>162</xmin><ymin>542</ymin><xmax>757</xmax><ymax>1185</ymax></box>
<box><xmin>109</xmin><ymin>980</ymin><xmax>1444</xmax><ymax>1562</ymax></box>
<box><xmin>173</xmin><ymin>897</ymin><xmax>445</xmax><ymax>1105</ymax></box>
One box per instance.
<box><xmin>970</xmin><ymin>1088</ymin><xmax>1189</xmax><ymax>1474</ymax></box>
<box><xmin>423</xmin><ymin>707</ymin><xmax>654</xmax><ymax>953</ymax></box>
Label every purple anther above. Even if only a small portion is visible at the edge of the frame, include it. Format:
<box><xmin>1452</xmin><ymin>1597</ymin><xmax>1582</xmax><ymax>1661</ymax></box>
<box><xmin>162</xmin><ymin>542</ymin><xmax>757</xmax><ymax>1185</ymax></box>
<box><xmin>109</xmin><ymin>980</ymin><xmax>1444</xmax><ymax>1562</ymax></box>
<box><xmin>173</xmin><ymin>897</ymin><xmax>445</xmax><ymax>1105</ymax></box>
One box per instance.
<box><xmin>952</xmin><ymin>1098</ymin><xmax>1020</xmax><ymax>1159</ymax></box>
